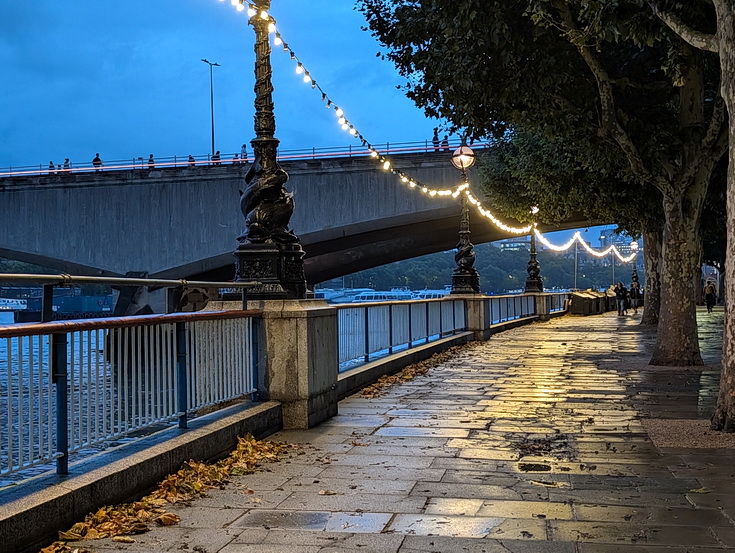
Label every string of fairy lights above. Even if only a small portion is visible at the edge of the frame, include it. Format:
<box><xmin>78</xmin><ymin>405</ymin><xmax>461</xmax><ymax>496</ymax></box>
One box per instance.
<box><xmin>217</xmin><ymin>0</ymin><xmax>637</xmax><ymax>263</ymax></box>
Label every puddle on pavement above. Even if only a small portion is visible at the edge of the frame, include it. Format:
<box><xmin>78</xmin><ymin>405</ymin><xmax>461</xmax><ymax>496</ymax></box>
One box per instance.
<box><xmin>518</xmin><ymin>462</ymin><xmax>552</xmax><ymax>472</ymax></box>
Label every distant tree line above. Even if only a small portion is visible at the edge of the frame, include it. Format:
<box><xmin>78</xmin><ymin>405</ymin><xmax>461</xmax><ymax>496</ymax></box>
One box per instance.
<box><xmin>320</xmin><ymin>245</ymin><xmax>638</xmax><ymax>294</ymax></box>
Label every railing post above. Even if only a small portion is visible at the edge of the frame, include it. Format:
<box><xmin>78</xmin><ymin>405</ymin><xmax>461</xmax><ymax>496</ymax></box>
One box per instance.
<box><xmin>176</xmin><ymin>321</ymin><xmax>188</xmax><ymax>429</ymax></box>
<box><xmin>52</xmin><ymin>332</ymin><xmax>68</xmax><ymax>475</ymax></box>
<box><xmin>452</xmin><ymin>299</ymin><xmax>457</xmax><ymax>334</ymax></box>
<box><xmin>388</xmin><ymin>304</ymin><xmax>393</xmax><ymax>354</ymax></box>
<box><xmin>363</xmin><ymin>307</ymin><xmax>370</xmax><ymax>363</ymax></box>
<box><xmin>439</xmin><ymin>300</ymin><xmax>443</xmax><ymax>337</ymax></box>
<box><xmin>42</xmin><ymin>284</ymin><xmax>54</xmax><ymax>323</ymax></box>
<box><xmin>250</xmin><ymin>317</ymin><xmax>259</xmax><ymax>402</ymax></box>
<box><xmin>408</xmin><ymin>304</ymin><xmax>413</xmax><ymax>349</ymax></box>
<box><xmin>425</xmin><ymin>302</ymin><xmax>430</xmax><ymax>344</ymax></box>
<box><xmin>241</xmin><ymin>288</ymin><xmax>248</xmax><ymax>311</ymax></box>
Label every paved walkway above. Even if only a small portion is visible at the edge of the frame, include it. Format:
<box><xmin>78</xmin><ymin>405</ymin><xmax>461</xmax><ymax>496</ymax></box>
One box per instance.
<box><xmin>82</xmin><ymin>309</ymin><xmax>732</xmax><ymax>552</ymax></box>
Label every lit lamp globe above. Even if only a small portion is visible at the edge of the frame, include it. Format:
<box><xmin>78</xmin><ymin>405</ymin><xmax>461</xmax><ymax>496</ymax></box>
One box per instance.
<box><xmin>451</xmin><ymin>145</ymin><xmax>476</xmax><ymax>171</ymax></box>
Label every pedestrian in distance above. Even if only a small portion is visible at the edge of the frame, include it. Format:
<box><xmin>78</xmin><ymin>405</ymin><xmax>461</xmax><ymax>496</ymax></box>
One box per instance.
<box><xmin>212</xmin><ymin>150</ymin><xmax>221</xmax><ymax>166</ymax></box>
<box><xmin>148</xmin><ymin>154</ymin><xmax>155</xmax><ymax>169</ymax></box>
<box><xmin>48</xmin><ymin>161</ymin><xmax>55</xmax><ymax>174</ymax></box>
<box><xmin>441</xmin><ymin>135</ymin><xmax>450</xmax><ymax>152</ymax></box>
<box><xmin>432</xmin><ymin>129</ymin><xmax>440</xmax><ymax>151</ymax></box>
<box><xmin>614</xmin><ymin>282</ymin><xmax>628</xmax><ymax>316</ymax></box>
<box><xmin>188</xmin><ymin>154</ymin><xmax>196</xmax><ymax>167</ymax></box>
<box><xmin>629</xmin><ymin>279</ymin><xmax>641</xmax><ymax>315</ymax></box>
<box><xmin>63</xmin><ymin>158</ymin><xmax>71</xmax><ymax>171</ymax></box>
<box><xmin>240</xmin><ymin>143</ymin><xmax>248</xmax><ymax>162</ymax></box>
<box><xmin>704</xmin><ymin>280</ymin><xmax>717</xmax><ymax>313</ymax></box>
<box><xmin>233</xmin><ymin>153</ymin><xmax>239</xmax><ymax>164</ymax></box>
<box><xmin>92</xmin><ymin>153</ymin><xmax>103</xmax><ymax>171</ymax></box>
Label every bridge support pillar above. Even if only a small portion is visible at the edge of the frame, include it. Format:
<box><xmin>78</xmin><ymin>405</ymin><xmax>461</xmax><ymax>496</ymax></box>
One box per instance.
<box><xmin>252</xmin><ymin>299</ymin><xmax>338</xmax><ymax>429</ymax></box>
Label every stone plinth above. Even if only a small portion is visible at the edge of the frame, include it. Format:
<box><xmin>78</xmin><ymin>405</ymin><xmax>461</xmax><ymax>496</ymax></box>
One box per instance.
<box><xmin>209</xmin><ymin>299</ymin><xmax>338</xmax><ymax>429</ymax></box>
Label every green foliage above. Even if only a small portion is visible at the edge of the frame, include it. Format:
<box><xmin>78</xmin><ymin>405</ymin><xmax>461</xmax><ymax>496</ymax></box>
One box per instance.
<box><xmin>323</xmin><ymin>245</ymin><xmax>633</xmax><ymax>294</ymax></box>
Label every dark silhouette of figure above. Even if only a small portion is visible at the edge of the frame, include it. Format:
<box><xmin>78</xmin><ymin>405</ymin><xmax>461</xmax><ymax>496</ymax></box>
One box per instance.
<box><xmin>188</xmin><ymin>154</ymin><xmax>196</xmax><ymax>167</ymax></box>
<box><xmin>614</xmin><ymin>282</ymin><xmax>628</xmax><ymax>316</ymax></box>
<box><xmin>240</xmin><ymin>143</ymin><xmax>248</xmax><ymax>162</ymax></box>
<box><xmin>92</xmin><ymin>153</ymin><xmax>103</xmax><ymax>171</ymax></box>
<box><xmin>704</xmin><ymin>281</ymin><xmax>717</xmax><ymax>313</ymax></box>
<box><xmin>441</xmin><ymin>135</ymin><xmax>450</xmax><ymax>152</ymax></box>
<box><xmin>148</xmin><ymin>154</ymin><xmax>155</xmax><ymax>169</ymax></box>
<box><xmin>233</xmin><ymin>153</ymin><xmax>239</xmax><ymax>164</ymax></box>
<box><xmin>63</xmin><ymin>158</ymin><xmax>70</xmax><ymax>171</ymax></box>
<box><xmin>629</xmin><ymin>279</ymin><xmax>641</xmax><ymax>314</ymax></box>
<box><xmin>212</xmin><ymin>150</ymin><xmax>221</xmax><ymax>166</ymax></box>
<box><xmin>432</xmin><ymin>129</ymin><xmax>440</xmax><ymax>151</ymax></box>
<box><xmin>48</xmin><ymin>161</ymin><xmax>55</xmax><ymax>174</ymax></box>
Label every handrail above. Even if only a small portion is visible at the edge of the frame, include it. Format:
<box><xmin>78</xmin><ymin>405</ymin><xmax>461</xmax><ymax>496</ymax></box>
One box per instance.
<box><xmin>0</xmin><ymin>273</ymin><xmax>257</xmax><ymax>289</ymax></box>
<box><xmin>0</xmin><ymin>138</ymin><xmax>493</xmax><ymax>178</ymax></box>
<box><xmin>0</xmin><ymin>309</ymin><xmax>262</xmax><ymax>338</ymax></box>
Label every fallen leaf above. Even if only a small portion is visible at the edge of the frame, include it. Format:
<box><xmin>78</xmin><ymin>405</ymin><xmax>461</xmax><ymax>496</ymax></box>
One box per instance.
<box><xmin>156</xmin><ymin>513</ymin><xmax>181</xmax><ymax>526</ymax></box>
<box><xmin>112</xmin><ymin>536</ymin><xmax>136</xmax><ymax>543</ymax></box>
<box><xmin>319</xmin><ymin>489</ymin><xmax>338</xmax><ymax>495</ymax></box>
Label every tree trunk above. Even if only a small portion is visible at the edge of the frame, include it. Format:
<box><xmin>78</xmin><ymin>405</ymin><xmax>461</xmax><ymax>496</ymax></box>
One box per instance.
<box><xmin>650</xmin><ymin>190</ymin><xmax>704</xmax><ymax>365</ymax></box>
<box><xmin>641</xmin><ymin>229</ymin><xmax>661</xmax><ymax>325</ymax></box>
<box><xmin>711</xmin><ymin>0</ymin><xmax>735</xmax><ymax>430</ymax></box>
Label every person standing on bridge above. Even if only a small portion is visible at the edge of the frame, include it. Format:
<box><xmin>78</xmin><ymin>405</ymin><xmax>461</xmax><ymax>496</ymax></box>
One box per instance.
<box><xmin>432</xmin><ymin>129</ymin><xmax>440</xmax><ymax>151</ymax></box>
<box><xmin>48</xmin><ymin>161</ymin><xmax>55</xmax><ymax>174</ymax></box>
<box><xmin>240</xmin><ymin>143</ymin><xmax>248</xmax><ymax>162</ymax></box>
<box><xmin>441</xmin><ymin>135</ymin><xmax>450</xmax><ymax>151</ymax></box>
<box><xmin>63</xmin><ymin>158</ymin><xmax>71</xmax><ymax>171</ymax></box>
<box><xmin>92</xmin><ymin>153</ymin><xmax>103</xmax><ymax>171</ymax></box>
<box><xmin>212</xmin><ymin>150</ymin><xmax>221</xmax><ymax>166</ymax></box>
<box><xmin>148</xmin><ymin>154</ymin><xmax>155</xmax><ymax>169</ymax></box>
<box><xmin>188</xmin><ymin>154</ymin><xmax>196</xmax><ymax>167</ymax></box>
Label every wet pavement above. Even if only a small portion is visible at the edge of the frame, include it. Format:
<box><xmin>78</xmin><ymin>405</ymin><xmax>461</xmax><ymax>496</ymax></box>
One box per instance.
<box><xmin>81</xmin><ymin>308</ymin><xmax>733</xmax><ymax>552</ymax></box>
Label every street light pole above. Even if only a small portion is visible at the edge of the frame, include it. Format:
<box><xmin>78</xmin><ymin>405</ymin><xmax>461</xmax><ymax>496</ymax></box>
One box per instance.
<box><xmin>450</xmin><ymin>145</ymin><xmax>480</xmax><ymax>294</ymax></box>
<box><xmin>233</xmin><ymin>0</ymin><xmax>306</xmax><ymax>299</ymax></box>
<box><xmin>524</xmin><ymin>206</ymin><xmax>543</xmax><ymax>293</ymax></box>
<box><xmin>574</xmin><ymin>240</ymin><xmax>578</xmax><ymax>291</ymax></box>
<box><xmin>201</xmin><ymin>58</ymin><xmax>220</xmax><ymax>156</ymax></box>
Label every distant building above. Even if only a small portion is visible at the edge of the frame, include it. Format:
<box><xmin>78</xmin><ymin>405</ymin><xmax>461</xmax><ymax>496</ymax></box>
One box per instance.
<box><xmin>496</xmin><ymin>236</ymin><xmax>531</xmax><ymax>252</ymax></box>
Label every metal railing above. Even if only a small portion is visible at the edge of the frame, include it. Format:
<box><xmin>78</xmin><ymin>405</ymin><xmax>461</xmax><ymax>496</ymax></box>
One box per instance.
<box><xmin>0</xmin><ymin>273</ymin><xmax>262</xmax><ymax>478</ymax></box>
<box><xmin>336</xmin><ymin>298</ymin><xmax>466</xmax><ymax>371</ymax></box>
<box><xmin>548</xmin><ymin>292</ymin><xmax>570</xmax><ymax>313</ymax></box>
<box><xmin>0</xmin><ymin>310</ymin><xmax>259</xmax><ymax>478</ymax></box>
<box><xmin>487</xmin><ymin>293</ymin><xmax>537</xmax><ymax>325</ymax></box>
<box><xmin>0</xmin><ymin>138</ymin><xmax>493</xmax><ymax>178</ymax></box>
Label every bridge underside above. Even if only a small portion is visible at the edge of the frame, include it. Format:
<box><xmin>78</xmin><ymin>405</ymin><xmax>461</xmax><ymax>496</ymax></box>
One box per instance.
<box><xmin>1</xmin><ymin>206</ymin><xmax>591</xmax><ymax>286</ymax></box>
<box><xmin>164</xmin><ymin>209</ymin><xmax>588</xmax><ymax>285</ymax></box>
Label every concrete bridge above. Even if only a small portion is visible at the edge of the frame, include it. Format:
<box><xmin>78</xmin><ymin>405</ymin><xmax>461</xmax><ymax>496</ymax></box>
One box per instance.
<box><xmin>0</xmin><ymin>150</ymin><xmax>585</xmax><ymax>284</ymax></box>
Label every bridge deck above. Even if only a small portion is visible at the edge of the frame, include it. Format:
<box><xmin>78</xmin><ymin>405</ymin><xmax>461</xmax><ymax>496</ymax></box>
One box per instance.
<box><xmin>47</xmin><ymin>309</ymin><xmax>735</xmax><ymax>551</ymax></box>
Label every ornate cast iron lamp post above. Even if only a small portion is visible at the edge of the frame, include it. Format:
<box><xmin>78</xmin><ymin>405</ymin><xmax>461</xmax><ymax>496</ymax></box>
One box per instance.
<box><xmin>450</xmin><ymin>145</ymin><xmax>480</xmax><ymax>294</ymax></box>
<box><xmin>630</xmin><ymin>240</ymin><xmax>640</xmax><ymax>285</ymax></box>
<box><xmin>233</xmin><ymin>0</ymin><xmax>306</xmax><ymax>299</ymax></box>
<box><xmin>524</xmin><ymin>206</ymin><xmax>544</xmax><ymax>293</ymax></box>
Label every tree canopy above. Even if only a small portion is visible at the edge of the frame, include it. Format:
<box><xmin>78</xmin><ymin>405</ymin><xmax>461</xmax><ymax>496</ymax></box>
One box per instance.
<box><xmin>358</xmin><ymin>0</ymin><xmax>726</xmax><ymax>364</ymax></box>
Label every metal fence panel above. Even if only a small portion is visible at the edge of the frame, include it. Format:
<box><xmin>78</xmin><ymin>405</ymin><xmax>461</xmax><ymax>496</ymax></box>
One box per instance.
<box><xmin>338</xmin><ymin>299</ymin><xmax>467</xmax><ymax>371</ymax></box>
<box><xmin>1</xmin><ymin>313</ymin><xmax>257</xmax><ymax>478</ymax></box>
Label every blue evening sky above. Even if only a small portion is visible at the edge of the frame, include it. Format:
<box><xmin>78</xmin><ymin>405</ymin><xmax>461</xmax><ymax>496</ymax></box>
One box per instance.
<box><xmin>0</xmin><ymin>0</ymin><xmax>608</xmax><ymax>246</ymax></box>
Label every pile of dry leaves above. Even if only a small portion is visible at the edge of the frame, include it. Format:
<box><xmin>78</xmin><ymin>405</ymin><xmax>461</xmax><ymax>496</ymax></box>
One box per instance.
<box><xmin>360</xmin><ymin>344</ymin><xmax>469</xmax><ymax>398</ymax></box>
<box><xmin>40</xmin><ymin>434</ymin><xmax>295</xmax><ymax>553</ymax></box>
